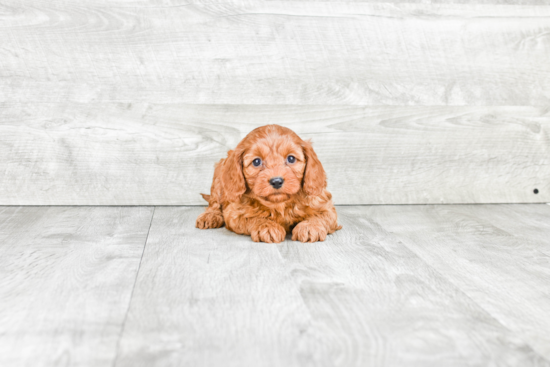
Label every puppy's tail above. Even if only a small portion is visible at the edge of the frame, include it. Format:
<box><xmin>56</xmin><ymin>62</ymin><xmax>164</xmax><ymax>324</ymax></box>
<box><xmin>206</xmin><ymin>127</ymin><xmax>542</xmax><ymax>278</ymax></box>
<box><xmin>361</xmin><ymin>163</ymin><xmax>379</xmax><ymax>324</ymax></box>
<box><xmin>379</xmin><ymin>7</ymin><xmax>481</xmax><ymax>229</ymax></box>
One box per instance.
<box><xmin>200</xmin><ymin>193</ymin><xmax>211</xmax><ymax>203</ymax></box>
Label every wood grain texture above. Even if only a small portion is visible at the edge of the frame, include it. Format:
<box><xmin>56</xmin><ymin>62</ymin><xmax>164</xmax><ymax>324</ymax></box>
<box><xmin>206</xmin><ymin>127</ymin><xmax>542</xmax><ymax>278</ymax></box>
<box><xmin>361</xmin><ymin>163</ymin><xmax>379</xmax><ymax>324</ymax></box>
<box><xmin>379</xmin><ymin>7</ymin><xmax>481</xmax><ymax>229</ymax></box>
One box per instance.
<box><xmin>114</xmin><ymin>206</ymin><xmax>313</xmax><ymax>367</ymax></box>
<box><xmin>0</xmin><ymin>206</ymin><xmax>154</xmax><ymax>367</ymax></box>
<box><xmin>369</xmin><ymin>204</ymin><xmax>550</xmax><ymax>360</ymax></box>
<box><xmin>115</xmin><ymin>206</ymin><xmax>549</xmax><ymax>366</ymax></box>
<box><xmin>4</xmin><ymin>0</ymin><xmax>548</xmax><ymax>5</ymax></box>
<box><xmin>1</xmin><ymin>103</ymin><xmax>548</xmax><ymax>205</ymax></box>
<box><xmin>1</xmin><ymin>1</ymin><xmax>550</xmax><ymax>105</ymax></box>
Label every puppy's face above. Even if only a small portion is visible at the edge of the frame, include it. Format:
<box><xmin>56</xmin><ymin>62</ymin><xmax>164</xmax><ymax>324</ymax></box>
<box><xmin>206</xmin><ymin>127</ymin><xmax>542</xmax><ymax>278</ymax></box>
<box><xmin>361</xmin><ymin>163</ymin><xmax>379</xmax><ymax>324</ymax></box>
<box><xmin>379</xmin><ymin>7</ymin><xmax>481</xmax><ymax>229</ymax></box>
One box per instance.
<box><xmin>242</xmin><ymin>136</ymin><xmax>305</xmax><ymax>203</ymax></box>
<box><xmin>221</xmin><ymin>125</ymin><xmax>327</xmax><ymax>204</ymax></box>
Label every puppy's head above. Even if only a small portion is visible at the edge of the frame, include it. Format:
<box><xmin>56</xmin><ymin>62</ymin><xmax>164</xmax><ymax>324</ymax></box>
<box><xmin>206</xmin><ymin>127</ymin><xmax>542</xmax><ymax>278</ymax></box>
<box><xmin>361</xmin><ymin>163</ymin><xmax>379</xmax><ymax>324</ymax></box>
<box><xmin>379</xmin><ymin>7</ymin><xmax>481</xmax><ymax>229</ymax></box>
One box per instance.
<box><xmin>222</xmin><ymin>125</ymin><xmax>326</xmax><ymax>203</ymax></box>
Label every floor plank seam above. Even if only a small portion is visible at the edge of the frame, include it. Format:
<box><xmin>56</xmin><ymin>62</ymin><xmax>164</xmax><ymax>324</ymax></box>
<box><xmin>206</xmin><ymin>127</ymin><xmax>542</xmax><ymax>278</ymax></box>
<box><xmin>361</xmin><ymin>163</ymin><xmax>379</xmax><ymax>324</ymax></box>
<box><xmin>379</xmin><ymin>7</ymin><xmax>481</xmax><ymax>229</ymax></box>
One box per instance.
<box><xmin>111</xmin><ymin>206</ymin><xmax>156</xmax><ymax>367</ymax></box>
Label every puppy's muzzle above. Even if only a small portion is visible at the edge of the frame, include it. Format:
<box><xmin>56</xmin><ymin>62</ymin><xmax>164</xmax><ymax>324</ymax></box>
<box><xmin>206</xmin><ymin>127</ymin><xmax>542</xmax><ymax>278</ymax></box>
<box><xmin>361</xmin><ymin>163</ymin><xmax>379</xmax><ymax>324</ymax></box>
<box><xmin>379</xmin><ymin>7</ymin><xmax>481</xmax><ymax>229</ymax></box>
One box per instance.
<box><xmin>269</xmin><ymin>177</ymin><xmax>284</xmax><ymax>189</ymax></box>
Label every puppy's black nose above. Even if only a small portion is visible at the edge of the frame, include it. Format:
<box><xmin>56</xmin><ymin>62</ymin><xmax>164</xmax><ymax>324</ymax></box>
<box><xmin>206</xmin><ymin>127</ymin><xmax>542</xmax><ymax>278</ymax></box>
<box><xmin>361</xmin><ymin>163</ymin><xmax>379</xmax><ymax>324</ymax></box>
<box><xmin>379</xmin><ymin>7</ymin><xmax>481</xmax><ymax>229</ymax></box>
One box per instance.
<box><xmin>269</xmin><ymin>177</ymin><xmax>284</xmax><ymax>189</ymax></box>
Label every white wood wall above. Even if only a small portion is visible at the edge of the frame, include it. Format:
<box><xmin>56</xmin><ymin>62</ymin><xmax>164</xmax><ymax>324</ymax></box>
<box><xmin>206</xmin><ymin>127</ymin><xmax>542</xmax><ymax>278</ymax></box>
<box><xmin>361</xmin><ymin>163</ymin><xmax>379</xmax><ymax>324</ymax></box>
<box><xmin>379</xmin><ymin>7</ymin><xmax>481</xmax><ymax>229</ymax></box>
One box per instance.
<box><xmin>1</xmin><ymin>1</ymin><xmax>549</xmax><ymax>204</ymax></box>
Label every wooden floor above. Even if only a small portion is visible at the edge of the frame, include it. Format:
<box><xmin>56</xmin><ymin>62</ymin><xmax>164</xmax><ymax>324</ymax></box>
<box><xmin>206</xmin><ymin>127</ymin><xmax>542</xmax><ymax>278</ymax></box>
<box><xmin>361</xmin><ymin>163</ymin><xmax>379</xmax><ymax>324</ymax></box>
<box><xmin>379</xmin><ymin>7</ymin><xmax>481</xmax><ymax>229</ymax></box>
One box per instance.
<box><xmin>1</xmin><ymin>205</ymin><xmax>550</xmax><ymax>367</ymax></box>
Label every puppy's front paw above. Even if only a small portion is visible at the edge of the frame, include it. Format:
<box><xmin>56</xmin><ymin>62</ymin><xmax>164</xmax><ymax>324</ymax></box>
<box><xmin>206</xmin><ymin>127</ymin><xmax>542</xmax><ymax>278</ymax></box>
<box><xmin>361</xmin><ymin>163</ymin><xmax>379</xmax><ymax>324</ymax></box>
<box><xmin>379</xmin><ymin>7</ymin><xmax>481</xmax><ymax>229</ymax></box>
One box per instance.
<box><xmin>196</xmin><ymin>211</ymin><xmax>224</xmax><ymax>229</ymax></box>
<box><xmin>292</xmin><ymin>221</ymin><xmax>327</xmax><ymax>243</ymax></box>
<box><xmin>251</xmin><ymin>221</ymin><xmax>286</xmax><ymax>243</ymax></box>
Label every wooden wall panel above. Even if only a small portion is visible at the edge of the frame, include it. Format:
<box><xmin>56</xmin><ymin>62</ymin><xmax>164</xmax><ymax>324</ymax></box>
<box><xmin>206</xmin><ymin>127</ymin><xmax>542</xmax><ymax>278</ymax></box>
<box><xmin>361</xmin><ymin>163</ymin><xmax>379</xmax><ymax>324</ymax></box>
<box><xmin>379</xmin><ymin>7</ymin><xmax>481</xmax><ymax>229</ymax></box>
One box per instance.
<box><xmin>1</xmin><ymin>103</ymin><xmax>548</xmax><ymax>205</ymax></box>
<box><xmin>2</xmin><ymin>1</ymin><xmax>549</xmax><ymax>204</ymax></box>
<box><xmin>1</xmin><ymin>1</ymin><xmax>549</xmax><ymax>105</ymax></box>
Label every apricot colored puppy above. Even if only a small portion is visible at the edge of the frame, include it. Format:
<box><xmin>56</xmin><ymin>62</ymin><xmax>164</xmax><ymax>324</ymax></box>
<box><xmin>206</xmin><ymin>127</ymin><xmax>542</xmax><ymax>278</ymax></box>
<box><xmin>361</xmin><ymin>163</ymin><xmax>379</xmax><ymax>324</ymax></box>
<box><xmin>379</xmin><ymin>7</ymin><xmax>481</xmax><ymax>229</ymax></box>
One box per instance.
<box><xmin>196</xmin><ymin>125</ymin><xmax>341</xmax><ymax>243</ymax></box>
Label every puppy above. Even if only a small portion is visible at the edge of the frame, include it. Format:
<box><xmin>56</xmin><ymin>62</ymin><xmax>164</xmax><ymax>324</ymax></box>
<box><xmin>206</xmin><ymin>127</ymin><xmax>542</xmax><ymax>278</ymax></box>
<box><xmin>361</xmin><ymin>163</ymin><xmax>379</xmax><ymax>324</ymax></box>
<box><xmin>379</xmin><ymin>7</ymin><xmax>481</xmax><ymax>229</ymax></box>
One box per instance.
<box><xmin>196</xmin><ymin>125</ymin><xmax>341</xmax><ymax>243</ymax></box>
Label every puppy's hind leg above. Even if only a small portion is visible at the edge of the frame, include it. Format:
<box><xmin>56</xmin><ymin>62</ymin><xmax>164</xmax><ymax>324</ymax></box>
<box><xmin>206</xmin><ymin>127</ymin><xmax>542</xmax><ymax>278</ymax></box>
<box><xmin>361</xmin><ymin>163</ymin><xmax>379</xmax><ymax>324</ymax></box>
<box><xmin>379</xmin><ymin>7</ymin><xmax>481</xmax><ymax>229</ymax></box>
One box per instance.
<box><xmin>196</xmin><ymin>195</ymin><xmax>225</xmax><ymax>229</ymax></box>
<box><xmin>196</xmin><ymin>158</ymin><xmax>226</xmax><ymax>229</ymax></box>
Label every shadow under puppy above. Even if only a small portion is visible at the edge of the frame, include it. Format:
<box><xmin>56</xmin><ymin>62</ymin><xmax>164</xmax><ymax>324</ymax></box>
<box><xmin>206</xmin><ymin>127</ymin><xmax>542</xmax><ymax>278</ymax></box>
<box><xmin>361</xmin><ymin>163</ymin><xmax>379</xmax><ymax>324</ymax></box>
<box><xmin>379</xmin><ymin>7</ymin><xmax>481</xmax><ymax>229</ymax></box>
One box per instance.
<box><xmin>196</xmin><ymin>125</ymin><xmax>342</xmax><ymax>243</ymax></box>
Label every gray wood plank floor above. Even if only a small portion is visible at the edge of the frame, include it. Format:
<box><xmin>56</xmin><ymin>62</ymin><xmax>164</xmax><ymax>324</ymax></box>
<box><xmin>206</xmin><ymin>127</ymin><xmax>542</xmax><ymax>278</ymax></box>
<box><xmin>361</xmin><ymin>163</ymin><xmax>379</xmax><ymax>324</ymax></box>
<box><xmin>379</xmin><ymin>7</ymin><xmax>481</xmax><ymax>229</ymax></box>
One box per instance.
<box><xmin>370</xmin><ymin>204</ymin><xmax>550</xmax><ymax>361</ymax></box>
<box><xmin>1</xmin><ymin>205</ymin><xmax>550</xmax><ymax>366</ymax></box>
<box><xmin>0</xmin><ymin>207</ymin><xmax>154</xmax><ymax>367</ymax></box>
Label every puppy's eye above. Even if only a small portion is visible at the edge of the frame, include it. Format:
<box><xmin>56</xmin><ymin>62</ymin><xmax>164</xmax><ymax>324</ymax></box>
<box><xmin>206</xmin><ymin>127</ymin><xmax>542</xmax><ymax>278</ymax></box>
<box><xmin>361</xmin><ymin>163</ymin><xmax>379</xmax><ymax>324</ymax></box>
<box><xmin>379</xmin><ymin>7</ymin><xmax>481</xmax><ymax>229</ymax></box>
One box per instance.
<box><xmin>252</xmin><ymin>158</ymin><xmax>262</xmax><ymax>167</ymax></box>
<box><xmin>286</xmin><ymin>155</ymin><xmax>296</xmax><ymax>164</ymax></box>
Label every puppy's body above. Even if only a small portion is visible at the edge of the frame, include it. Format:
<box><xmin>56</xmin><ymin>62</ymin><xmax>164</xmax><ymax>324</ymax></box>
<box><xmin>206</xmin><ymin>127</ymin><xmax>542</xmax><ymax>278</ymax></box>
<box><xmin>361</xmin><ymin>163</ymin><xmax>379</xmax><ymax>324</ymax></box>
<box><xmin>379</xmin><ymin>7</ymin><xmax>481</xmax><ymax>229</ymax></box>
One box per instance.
<box><xmin>196</xmin><ymin>125</ymin><xmax>341</xmax><ymax>243</ymax></box>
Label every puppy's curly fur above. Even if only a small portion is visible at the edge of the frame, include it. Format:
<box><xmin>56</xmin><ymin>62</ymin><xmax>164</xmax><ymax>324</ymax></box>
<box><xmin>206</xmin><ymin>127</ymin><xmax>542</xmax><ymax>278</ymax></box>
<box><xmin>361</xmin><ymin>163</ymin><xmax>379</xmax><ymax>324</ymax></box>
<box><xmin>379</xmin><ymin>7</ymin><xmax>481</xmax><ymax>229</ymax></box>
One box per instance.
<box><xmin>196</xmin><ymin>125</ymin><xmax>341</xmax><ymax>243</ymax></box>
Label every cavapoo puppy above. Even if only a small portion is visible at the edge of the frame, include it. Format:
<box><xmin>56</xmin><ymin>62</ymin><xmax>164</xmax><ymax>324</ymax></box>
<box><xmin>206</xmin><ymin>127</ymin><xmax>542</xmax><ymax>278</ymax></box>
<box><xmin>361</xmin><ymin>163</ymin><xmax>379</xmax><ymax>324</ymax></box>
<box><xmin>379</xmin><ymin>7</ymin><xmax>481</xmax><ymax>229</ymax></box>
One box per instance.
<box><xmin>196</xmin><ymin>125</ymin><xmax>341</xmax><ymax>243</ymax></box>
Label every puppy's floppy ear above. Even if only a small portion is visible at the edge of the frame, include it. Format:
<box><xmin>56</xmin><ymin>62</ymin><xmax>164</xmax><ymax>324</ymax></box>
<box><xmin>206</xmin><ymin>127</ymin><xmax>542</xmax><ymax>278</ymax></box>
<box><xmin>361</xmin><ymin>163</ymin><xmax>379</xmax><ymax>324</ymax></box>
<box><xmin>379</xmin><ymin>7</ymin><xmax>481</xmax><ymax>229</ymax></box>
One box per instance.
<box><xmin>302</xmin><ymin>140</ymin><xmax>326</xmax><ymax>196</ymax></box>
<box><xmin>221</xmin><ymin>148</ymin><xmax>246</xmax><ymax>202</ymax></box>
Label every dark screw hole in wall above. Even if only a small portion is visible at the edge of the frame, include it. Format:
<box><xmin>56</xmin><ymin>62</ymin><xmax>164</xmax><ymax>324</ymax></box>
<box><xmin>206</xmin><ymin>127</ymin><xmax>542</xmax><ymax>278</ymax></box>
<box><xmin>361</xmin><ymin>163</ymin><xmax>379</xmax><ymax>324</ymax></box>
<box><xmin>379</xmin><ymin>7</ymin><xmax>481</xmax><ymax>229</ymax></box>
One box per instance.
<box><xmin>534</xmin><ymin>188</ymin><xmax>539</xmax><ymax>194</ymax></box>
